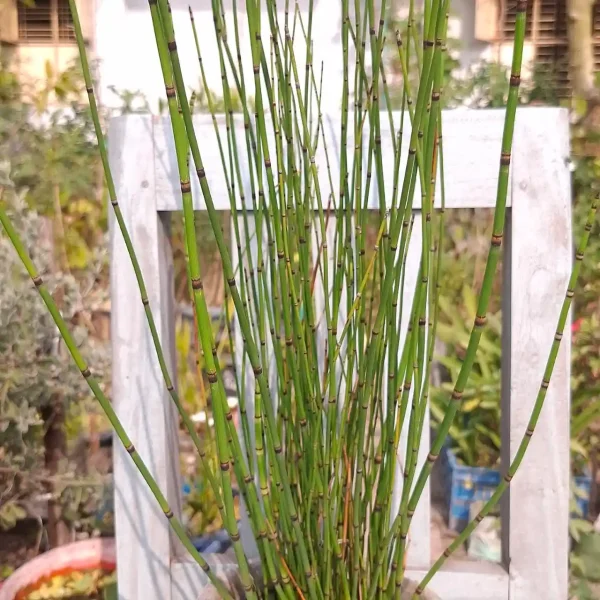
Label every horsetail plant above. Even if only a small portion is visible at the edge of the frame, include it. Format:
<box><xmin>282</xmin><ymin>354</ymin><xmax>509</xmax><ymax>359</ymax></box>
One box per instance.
<box><xmin>0</xmin><ymin>0</ymin><xmax>596</xmax><ymax>598</ymax></box>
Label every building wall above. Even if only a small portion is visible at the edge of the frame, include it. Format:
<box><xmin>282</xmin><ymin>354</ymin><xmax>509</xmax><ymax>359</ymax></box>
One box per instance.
<box><xmin>95</xmin><ymin>0</ymin><xmax>541</xmax><ymax>114</ymax></box>
<box><xmin>95</xmin><ymin>0</ymin><xmax>345</xmax><ymax>113</ymax></box>
<box><xmin>11</xmin><ymin>45</ymin><xmax>81</xmax><ymax>82</ymax></box>
<box><xmin>0</xmin><ymin>0</ymin><xmax>95</xmax><ymax>94</ymax></box>
<box><xmin>447</xmin><ymin>0</ymin><xmax>536</xmax><ymax>82</ymax></box>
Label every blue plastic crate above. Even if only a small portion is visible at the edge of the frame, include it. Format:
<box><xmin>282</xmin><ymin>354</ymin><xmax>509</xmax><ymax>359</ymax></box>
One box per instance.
<box><xmin>574</xmin><ymin>473</ymin><xmax>592</xmax><ymax>518</ymax></box>
<box><xmin>441</xmin><ymin>446</ymin><xmax>593</xmax><ymax>531</ymax></box>
<box><xmin>192</xmin><ymin>528</ymin><xmax>233</xmax><ymax>553</ymax></box>
<box><xmin>441</xmin><ymin>445</ymin><xmax>500</xmax><ymax>532</ymax></box>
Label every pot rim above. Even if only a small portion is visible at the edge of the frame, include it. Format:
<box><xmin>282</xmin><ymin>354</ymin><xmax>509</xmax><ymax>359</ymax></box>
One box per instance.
<box><xmin>0</xmin><ymin>537</ymin><xmax>116</xmax><ymax>600</ymax></box>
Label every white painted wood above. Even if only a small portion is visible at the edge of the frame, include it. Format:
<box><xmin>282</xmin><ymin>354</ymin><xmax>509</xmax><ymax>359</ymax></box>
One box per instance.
<box><xmin>108</xmin><ymin>106</ymin><xmax>573</xmax><ymax>600</ymax></box>
<box><xmin>153</xmin><ymin>110</ymin><xmax>513</xmax><ymax>213</ymax></box>
<box><xmin>406</xmin><ymin>562</ymin><xmax>509</xmax><ymax>600</ymax></box>
<box><xmin>499</xmin><ymin>109</ymin><xmax>572</xmax><ymax>600</ymax></box>
<box><xmin>109</xmin><ymin>115</ymin><xmax>181</xmax><ymax>600</ymax></box>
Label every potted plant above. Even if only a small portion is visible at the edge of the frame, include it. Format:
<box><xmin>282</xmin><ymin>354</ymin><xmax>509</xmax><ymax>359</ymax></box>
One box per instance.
<box><xmin>0</xmin><ymin>538</ymin><xmax>116</xmax><ymax>600</ymax></box>
<box><xmin>0</xmin><ymin>0</ymin><xmax>596</xmax><ymax>597</ymax></box>
<box><xmin>433</xmin><ymin>287</ymin><xmax>596</xmax><ymax>533</ymax></box>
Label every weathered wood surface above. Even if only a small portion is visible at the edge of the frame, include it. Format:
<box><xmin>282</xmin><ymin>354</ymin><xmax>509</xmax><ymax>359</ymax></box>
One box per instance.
<box><xmin>500</xmin><ymin>108</ymin><xmax>572</xmax><ymax>599</ymax></box>
<box><xmin>108</xmin><ymin>108</ymin><xmax>572</xmax><ymax>600</ymax></box>
<box><xmin>109</xmin><ymin>116</ymin><xmax>181</xmax><ymax>600</ymax></box>
<box><xmin>152</xmin><ymin>109</ymin><xmax>514</xmax><ymax>213</ymax></box>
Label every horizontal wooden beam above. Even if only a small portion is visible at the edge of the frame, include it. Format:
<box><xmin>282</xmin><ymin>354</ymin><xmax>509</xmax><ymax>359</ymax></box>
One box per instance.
<box><xmin>143</xmin><ymin>107</ymin><xmax>568</xmax><ymax>212</ymax></box>
<box><xmin>169</xmin><ymin>558</ymin><xmax>509</xmax><ymax>600</ymax></box>
<box><xmin>99</xmin><ymin>108</ymin><xmax>536</xmax><ymax>215</ymax></box>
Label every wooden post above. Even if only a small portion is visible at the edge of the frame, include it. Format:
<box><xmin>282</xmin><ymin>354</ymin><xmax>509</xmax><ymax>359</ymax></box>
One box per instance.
<box><xmin>500</xmin><ymin>109</ymin><xmax>572</xmax><ymax>599</ymax></box>
<box><xmin>110</xmin><ymin>115</ymin><xmax>181</xmax><ymax>600</ymax></box>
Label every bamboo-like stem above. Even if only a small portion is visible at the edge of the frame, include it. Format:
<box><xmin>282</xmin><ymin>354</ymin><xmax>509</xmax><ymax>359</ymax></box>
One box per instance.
<box><xmin>0</xmin><ymin>198</ymin><xmax>233</xmax><ymax>600</ymax></box>
<box><xmin>191</xmin><ymin>8</ymin><xmax>301</xmax><ymax>596</ymax></box>
<box><xmin>4</xmin><ymin>0</ymin><xmax>580</xmax><ymax>598</ymax></box>
<box><xmin>396</xmin><ymin>1</ymin><xmax>529</xmax><ymax>582</ymax></box>
<box><xmin>158</xmin><ymin>2</ymin><xmax>321</xmax><ymax>597</ymax></box>
<box><xmin>147</xmin><ymin>4</ymin><xmax>257</xmax><ymax>596</ymax></box>
<box><xmin>411</xmin><ymin>192</ymin><xmax>599</xmax><ymax>598</ymax></box>
<box><xmin>65</xmin><ymin>0</ymin><xmax>227</xmax><ymax>525</ymax></box>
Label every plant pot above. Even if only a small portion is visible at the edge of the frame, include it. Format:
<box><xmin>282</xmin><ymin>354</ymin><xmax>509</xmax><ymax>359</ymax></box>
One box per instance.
<box><xmin>0</xmin><ymin>536</ymin><xmax>443</xmax><ymax>600</ymax></box>
<box><xmin>441</xmin><ymin>445</ymin><xmax>500</xmax><ymax>532</ymax></box>
<box><xmin>0</xmin><ymin>538</ymin><xmax>116</xmax><ymax>600</ymax></box>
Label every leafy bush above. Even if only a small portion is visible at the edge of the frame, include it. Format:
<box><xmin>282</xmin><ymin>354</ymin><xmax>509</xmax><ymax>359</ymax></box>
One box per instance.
<box><xmin>0</xmin><ymin>165</ymin><xmax>109</xmax><ymax>536</ymax></box>
<box><xmin>569</xmin><ymin>113</ymin><xmax>600</xmax><ymax>491</ymax></box>
<box><xmin>431</xmin><ymin>285</ymin><xmax>502</xmax><ymax>467</ymax></box>
<box><xmin>0</xmin><ymin>58</ymin><xmax>106</xmax><ymax>272</ymax></box>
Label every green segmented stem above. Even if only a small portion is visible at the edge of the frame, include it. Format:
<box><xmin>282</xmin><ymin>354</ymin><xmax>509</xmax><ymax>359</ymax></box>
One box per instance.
<box><xmin>398</xmin><ymin>0</ymin><xmax>529</xmax><ymax>571</ymax></box>
<box><xmin>191</xmin><ymin>8</ymin><xmax>301</xmax><ymax>596</ymax></box>
<box><xmin>157</xmin><ymin>1</ymin><xmax>320</xmax><ymax>597</ymax></box>
<box><xmin>391</xmin><ymin>8</ymin><xmax>448</xmax><ymax>588</ymax></box>
<box><xmin>147</xmin><ymin>3</ymin><xmax>258</xmax><ymax>596</ymax></box>
<box><xmin>411</xmin><ymin>193</ymin><xmax>599</xmax><ymax>598</ymax></box>
<box><xmin>0</xmin><ymin>200</ymin><xmax>233</xmax><ymax>600</ymax></box>
<box><xmin>66</xmin><ymin>0</ymin><xmax>228</xmax><ymax>529</ymax></box>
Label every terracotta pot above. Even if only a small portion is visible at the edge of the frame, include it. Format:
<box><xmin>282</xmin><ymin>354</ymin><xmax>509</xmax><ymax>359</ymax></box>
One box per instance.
<box><xmin>0</xmin><ymin>538</ymin><xmax>116</xmax><ymax>600</ymax></box>
<box><xmin>0</xmin><ymin>538</ymin><xmax>442</xmax><ymax>600</ymax></box>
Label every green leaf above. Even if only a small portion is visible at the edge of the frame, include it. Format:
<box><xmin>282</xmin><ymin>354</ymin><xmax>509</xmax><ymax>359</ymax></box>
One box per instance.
<box><xmin>461</xmin><ymin>285</ymin><xmax>478</xmax><ymax>321</ymax></box>
<box><xmin>480</xmin><ymin>399</ymin><xmax>500</xmax><ymax>410</ymax></box>
<box><xmin>103</xmin><ymin>582</ymin><xmax>118</xmax><ymax>600</ymax></box>
<box><xmin>573</xmin><ymin>532</ymin><xmax>600</xmax><ymax>582</ymax></box>
<box><xmin>475</xmin><ymin>423</ymin><xmax>501</xmax><ymax>451</ymax></box>
<box><xmin>462</xmin><ymin>398</ymin><xmax>481</xmax><ymax>413</ymax></box>
<box><xmin>571</xmin><ymin>438</ymin><xmax>589</xmax><ymax>460</ymax></box>
<box><xmin>436</xmin><ymin>354</ymin><xmax>463</xmax><ymax>378</ymax></box>
<box><xmin>430</xmin><ymin>401</ymin><xmax>446</xmax><ymax>424</ymax></box>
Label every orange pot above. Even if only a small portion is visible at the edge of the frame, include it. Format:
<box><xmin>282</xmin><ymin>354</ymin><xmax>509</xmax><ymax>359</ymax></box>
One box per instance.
<box><xmin>0</xmin><ymin>538</ymin><xmax>116</xmax><ymax>600</ymax></box>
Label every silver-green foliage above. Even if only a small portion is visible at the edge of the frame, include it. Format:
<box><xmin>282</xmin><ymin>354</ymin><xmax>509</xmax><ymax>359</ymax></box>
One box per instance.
<box><xmin>0</xmin><ymin>163</ymin><xmax>109</xmax><ymax>531</ymax></box>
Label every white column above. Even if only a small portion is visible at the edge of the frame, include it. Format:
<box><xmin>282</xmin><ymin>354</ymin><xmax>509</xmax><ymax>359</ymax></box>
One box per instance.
<box><xmin>501</xmin><ymin>108</ymin><xmax>571</xmax><ymax>599</ymax></box>
<box><xmin>110</xmin><ymin>115</ymin><xmax>180</xmax><ymax>600</ymax></box>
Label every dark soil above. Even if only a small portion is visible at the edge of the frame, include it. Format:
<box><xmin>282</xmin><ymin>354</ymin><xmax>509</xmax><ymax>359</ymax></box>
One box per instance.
<box><xmin>0</xmin><ymin>519</ymin><xmax>44</xmax><ymax>580</ymax></box>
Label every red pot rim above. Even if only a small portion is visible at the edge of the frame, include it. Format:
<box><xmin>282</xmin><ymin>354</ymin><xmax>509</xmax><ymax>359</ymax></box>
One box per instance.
<box><xmin>0</xmin><ymin>538</ymin><xmax>116</xmax><ymax>600</ymax></box>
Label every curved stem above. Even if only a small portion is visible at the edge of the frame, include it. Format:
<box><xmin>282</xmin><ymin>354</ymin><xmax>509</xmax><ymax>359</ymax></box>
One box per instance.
<box><xmin>0</xmin><ymin>199</ymin><xmax>233</xmax><ymax>600</ymax></box>
<box><xmin>412</xmin><ymin>192</ymin><xmax>598</xmax><ymax>598</ymax></box>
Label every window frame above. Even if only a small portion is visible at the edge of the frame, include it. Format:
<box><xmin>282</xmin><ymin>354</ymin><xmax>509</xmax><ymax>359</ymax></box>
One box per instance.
<box><xmin>17</xmin><ymin>0</ymin><xmax>75</xmax><ymax>45</ymax></box>
<box><xmin>501</xmin><ymin>0</ymin><xmax>600</xmax><ymax>97</ymax></box>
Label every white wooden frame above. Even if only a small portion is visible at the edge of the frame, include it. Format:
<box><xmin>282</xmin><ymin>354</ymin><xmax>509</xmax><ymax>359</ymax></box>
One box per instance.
<box><xmin>108</xmin><ymin>107</ymin><xmax>572</xmax><ymax>600</ymax></box>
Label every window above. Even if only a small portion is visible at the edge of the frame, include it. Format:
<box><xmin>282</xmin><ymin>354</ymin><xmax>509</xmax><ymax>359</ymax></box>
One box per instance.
<box><xmin>502</xmin><ymin>0</ymin><xmax>600</xmax><ymax>97</ymax></box>
<box><xmin>503</xmin><ymin>0</ymin><xmax>567</xmax><ymax>39</ymax></box>
<box><xmin>18</xmin><ymin>0</ymin><xmax>75</xmax><ymax>43</ymax></box>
